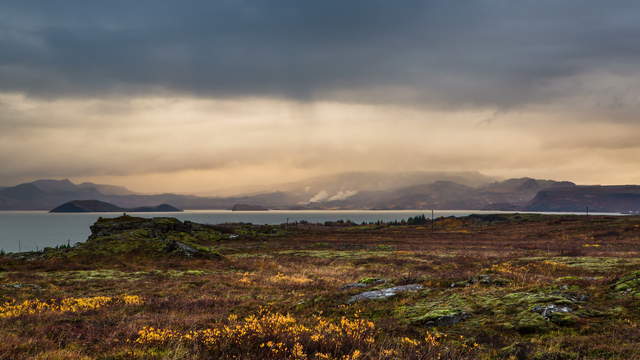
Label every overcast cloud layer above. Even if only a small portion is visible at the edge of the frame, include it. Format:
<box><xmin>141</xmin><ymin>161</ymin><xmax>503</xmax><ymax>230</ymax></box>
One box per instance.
<box><xmin>1</xmin><ymin>1</ymin><xmax>640</xmax><ymax>192</ymax></box>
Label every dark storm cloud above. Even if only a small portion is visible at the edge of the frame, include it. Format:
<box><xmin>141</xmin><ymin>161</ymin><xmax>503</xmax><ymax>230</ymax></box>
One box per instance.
<box><xmin>2</xmin><ymin>0</ymin><xmax>640</xmax><ymax>108</ymax></box>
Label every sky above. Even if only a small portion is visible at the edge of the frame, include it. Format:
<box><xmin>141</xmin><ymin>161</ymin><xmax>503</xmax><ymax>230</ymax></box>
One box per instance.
<box><xmin>2</xmin><ymin>1</ymin><xmax>640</xmax><ymax>194</ymax></box>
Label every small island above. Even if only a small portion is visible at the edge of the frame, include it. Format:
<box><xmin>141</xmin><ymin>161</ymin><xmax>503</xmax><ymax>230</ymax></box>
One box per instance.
<box><xmin>231</xmin><ymin>203</ymin><xmax>269</xmax><ymax>211</ymax></box>
<box><xmin>50</xmin><ymin>200</ymin><xmax>182</xmax><ymax>213</ymax></box>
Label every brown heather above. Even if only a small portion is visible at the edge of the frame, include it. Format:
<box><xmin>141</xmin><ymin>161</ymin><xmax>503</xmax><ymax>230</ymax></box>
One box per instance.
<box><xmin>0</xmin><ymin>214</ymin><xmax>640</xmax><ymax>359</ymax></box>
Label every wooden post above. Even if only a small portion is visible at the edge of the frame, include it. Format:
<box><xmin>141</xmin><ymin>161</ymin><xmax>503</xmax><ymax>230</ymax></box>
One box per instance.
<box><xmin>431</xmin><ymin>209</ymin><xmax>435</xmax><ymax>232</ymax></box>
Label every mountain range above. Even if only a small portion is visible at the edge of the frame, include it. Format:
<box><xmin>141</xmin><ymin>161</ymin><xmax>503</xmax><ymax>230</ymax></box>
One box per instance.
<box><xmin>1</xmin><ymin>172</ymin><xmax>639</xmax><ymax>213</ymax></box>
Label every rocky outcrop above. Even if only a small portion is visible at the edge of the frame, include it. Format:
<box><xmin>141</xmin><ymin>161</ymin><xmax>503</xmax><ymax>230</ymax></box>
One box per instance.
<box><xmin>84</xmin><ymin>215</ymin><xmax>222</xmax><ymax>259</ymax></box>
<box><xmin>347</xmin><ymin>284</ymin><xmax>423</xmax><ymax>303</ymax></box>
<box><xmin>165</xmin><ymin>240</ymin><xmax>200</xmax><ymax>257</ymax></box>
<box><xmin>89</xmin><ymin>216</ymin><xmax>191</xmax><ymax>238</ymax></box>
<box><xmin>531</xmin><ymin>304</ymin><xmax>572</xmax><ymax>319</ymax></box>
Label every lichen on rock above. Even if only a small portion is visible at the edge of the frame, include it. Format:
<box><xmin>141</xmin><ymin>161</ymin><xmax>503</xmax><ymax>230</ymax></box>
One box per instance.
<box><xmin>347</xmin><ymin>284</ymin><xmax>424</xmax><ymax>303</ymax></box>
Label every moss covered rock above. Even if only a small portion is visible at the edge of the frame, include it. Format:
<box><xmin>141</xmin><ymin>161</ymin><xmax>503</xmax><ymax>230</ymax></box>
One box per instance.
<box><xmin>612</xmin><ymin>270</ymin><xmax>640</xmax><ymax>296</ymax></box>
<box><xmin>51</xmin><ymin>215</ymin><xmax>226</xmax><ymax>260</ymax></box>
<box><xmin>397</xmin><ymin>289</ymin><xmax>586</xmax><ymax>332</ymax></box>
<box><xmin>410</xmin><ymin>308</ymin><xmax>470</xmax><ymax>326</ymax></box>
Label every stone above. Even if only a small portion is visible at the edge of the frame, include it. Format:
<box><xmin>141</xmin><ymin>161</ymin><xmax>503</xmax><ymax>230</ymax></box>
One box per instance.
<box><xmin>531</xmin><ymin>304</ymin><xmax>572</xmax><ymax>319</ymax></box>
<box><xmin>347</xmin><ymin>284</ymin><xmax>423</xmax><ymax>303</ymax></box>
<box><xmin>166</xmin><ymin>241</ymin><xmax>199</xmax><ymax>257</ymax></box>
<box><xmin>412</xmin><ymin>309</ymin><xmax>469</xmax><ymax>326</ymax></box>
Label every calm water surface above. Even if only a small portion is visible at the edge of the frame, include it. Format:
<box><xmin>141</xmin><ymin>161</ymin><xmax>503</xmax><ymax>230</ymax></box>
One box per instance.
<box><xmin>0</xmin><ymin>210</ymin><xmax>615</xmax><ymax>253</ymax></box>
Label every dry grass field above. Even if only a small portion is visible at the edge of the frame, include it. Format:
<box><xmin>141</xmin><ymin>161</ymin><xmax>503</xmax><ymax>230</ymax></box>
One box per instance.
<box><xmin>1</xmin><ymin>214</ymin><xmax>640</xmax><ymax>359</ymax></box>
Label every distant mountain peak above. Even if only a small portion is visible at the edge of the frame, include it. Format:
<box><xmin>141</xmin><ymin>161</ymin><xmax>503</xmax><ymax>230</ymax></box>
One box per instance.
<box><xmin>30</xmin><ymin>179</ymin><xmax>77</xmax><ymax>193</ymax></box>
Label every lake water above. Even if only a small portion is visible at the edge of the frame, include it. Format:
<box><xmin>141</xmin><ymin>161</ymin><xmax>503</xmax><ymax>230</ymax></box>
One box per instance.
<box><xmin>0</xmin><ymin>209</ymin><xmax>615</xmax><ymax>253</ymax></box>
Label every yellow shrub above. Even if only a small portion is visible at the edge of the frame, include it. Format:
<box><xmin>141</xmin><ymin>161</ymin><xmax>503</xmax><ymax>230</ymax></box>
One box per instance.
<box><xmin>268</xmin><ymin>272</ymin><xmax>313</xmax><ymax>285</ymax></box>
<box><xmin>0</xmin><ymin>295</ymin><xmax>143</xmax><ymax>318</ymax></box>
<box><xmin>134</xmin><ymin>310</ymin><xmax>478</xmax><ymax>359</ymax></box>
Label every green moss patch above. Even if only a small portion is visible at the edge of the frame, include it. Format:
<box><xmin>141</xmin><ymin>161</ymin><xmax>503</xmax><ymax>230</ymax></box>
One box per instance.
<box><xmin>396</xmin><ymin>288</ymin><xmax>589</xmax><ymax>333</ymax></box>
<box><xmin>518</xmin><ymin>257</ymin><xmax>640</xmax><ymax>272</ymax></box>
<box><xmin>612</xmin><ymin>270</ymin><xmax>640</xmax><ymax>296</ymax></box>
<box><xmin>35</xmin><ymin>269</ymin><xmax>212</xmax><ymax>282</ymax></box>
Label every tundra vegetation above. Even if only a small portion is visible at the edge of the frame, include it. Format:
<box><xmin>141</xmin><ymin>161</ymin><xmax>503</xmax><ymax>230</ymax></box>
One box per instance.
<box><xmin>1</xmin><ymin>214</ymin><xmax>640</xmax><ymax>359</ymax></box>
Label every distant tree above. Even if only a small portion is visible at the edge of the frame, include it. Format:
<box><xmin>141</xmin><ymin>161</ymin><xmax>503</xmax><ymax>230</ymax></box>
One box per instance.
<box><xmin>405</xmin><ymin>214</ymin><xmax>428</xmax><ymax>225</ymax></box>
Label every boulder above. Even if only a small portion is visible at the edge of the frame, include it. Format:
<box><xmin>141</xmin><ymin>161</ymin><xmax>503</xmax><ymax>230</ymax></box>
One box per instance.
<box><xmin>411</xmin><ymin>309</ymin><xmax>469</xmax><ymax>326</ymax></box>
<box><xmin>531</xmin><ymin>304</ymin><xmax>572</xmax><ymax>319</ymax></box>
<box><xmin>347</xmin><ymin>284</ymin><xmax>423</xmax><ymax>303</ymax></box>
<box><xmin>166</xmin><ymin>241</ymin><xmax>200</xmax><ymax>257</ymax></box>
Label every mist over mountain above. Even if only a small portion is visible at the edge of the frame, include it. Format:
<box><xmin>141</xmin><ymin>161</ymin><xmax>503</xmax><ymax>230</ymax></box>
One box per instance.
<box><xmin>297</xmin><ymin>178</ymin><xmax>576</xmax><ymax>210</ymax></box>
<box><xmin>77</xmin><ymin>182</ymin><xmax>135</xmax><ymax>196</ymax></box>
<box><xmin>0</xmin><ymin>173</ymin><xmax>639</xmax><ymax>213</ymax></box>
<box><xmin>260</xmin><ymin>171</ymin><xmax>495</xmax><ymax>205</ymax></box>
